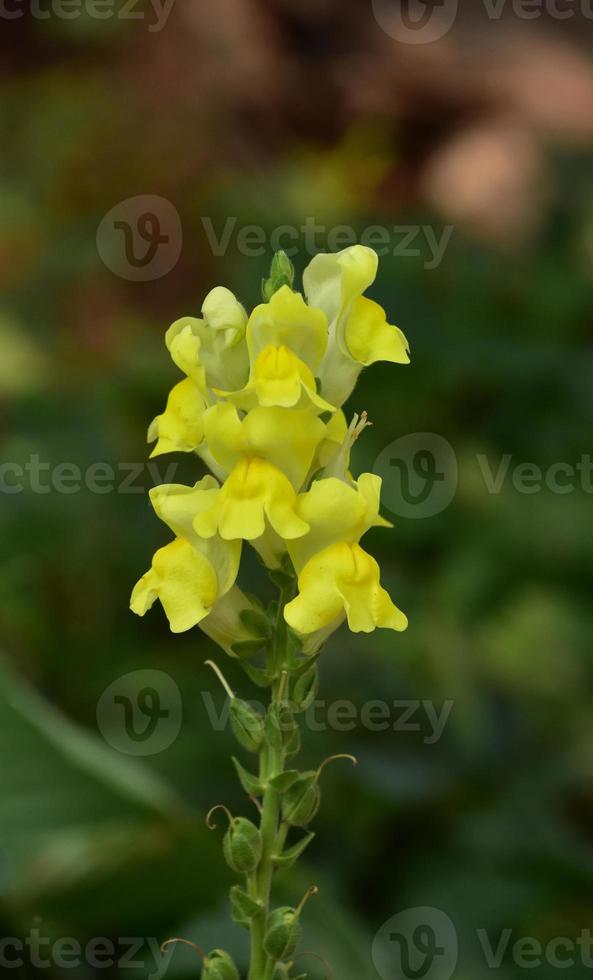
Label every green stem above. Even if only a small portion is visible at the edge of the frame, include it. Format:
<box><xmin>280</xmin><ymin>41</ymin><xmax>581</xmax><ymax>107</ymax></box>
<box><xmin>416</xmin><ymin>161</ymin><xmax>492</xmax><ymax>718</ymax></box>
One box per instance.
<box><xmin>247</xmin><ymin>589</ymin><xmax>291</xmax><ymax>980</ymax></box>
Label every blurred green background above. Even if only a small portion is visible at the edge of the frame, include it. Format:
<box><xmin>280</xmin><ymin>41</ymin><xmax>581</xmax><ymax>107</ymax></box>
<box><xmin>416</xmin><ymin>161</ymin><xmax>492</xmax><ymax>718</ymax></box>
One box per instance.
<box><xmin>2</xmin><ymin>2</ymin><xmax>593</xmax><ymax>978</ymax></box>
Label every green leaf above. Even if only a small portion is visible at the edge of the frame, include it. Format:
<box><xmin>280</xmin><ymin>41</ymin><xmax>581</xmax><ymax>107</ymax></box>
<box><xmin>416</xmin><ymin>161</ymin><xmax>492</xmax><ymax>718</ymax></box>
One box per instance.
<box><xmin>232</xmin><ymin>756</ymin><xmax>264</xmax><ymax>797</ymax></box>
<box><xmin>230</xmin><ymin>884</ymin><xmax>263</xmax><ymax>921</ymax></box>
<box><xmin>273</xmin><ymin>832</ymin><xmax>315</xmax><ymax>870</ymax></box>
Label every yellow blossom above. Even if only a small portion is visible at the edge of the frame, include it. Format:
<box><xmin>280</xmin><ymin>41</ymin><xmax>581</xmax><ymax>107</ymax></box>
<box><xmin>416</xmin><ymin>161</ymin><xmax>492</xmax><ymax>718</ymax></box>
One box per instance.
<box><xmin>130</xmin><ymin>538</ymin><xmax>219</xmax><ymax>633</ymax></box>
<box><xmin>284</xmin><ymin>542</ymin><xmax>407</xmax><ymax>635</ymax></box>
<box><xmin>148</xmin><ymin>378</ymin><xmax>206</xmax><ymax>457</ymax></box>
<box><xmin>202</xmin><ymin>402</ymin><xmax>326</xmax><ymax>490</ymax></box>
<box><xmin>194</xmin><ymin>456</ymin><xmax>309</xmax><ymax>543</ymax></box>
<box><xmin>166</xmin><ymin>286</ymin><xmax>249</xmax><ymax>394</ymax></box>
<box><xmin>303</xmin><ymin>245</ymin><xmax>409</xmax><ymax>406</ymax></box>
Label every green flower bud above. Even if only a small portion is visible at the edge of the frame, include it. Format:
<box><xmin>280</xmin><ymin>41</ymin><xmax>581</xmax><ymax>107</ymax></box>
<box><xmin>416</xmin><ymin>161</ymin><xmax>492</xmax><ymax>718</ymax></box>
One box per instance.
<box><xmin>281</xmin><ymin>772</ymin><xmax>321</xmax><ymax>827</ymax></box>
<box><xmin>223</xmin><ymin>817</ymin><xmax>263</xmax><ymax>874</ymax></box>
<box><xmin>264</xmin><ymin>887</ymin><xmax>318</xmax><ymax>963</ymax></box>
<box><xmin>230</xmin><ymin>698</ymin><xmax>265</xmax><ymax>752</ymax></box>
<box><xmin>201</xmin><ymin>949</ymin><xmax>240</xmax><ymax>980</ymax></box>
<box><xmin>264</xmin><ymin>906</ymin><xmax>302</xmax><ymax>962</ymax></box>
<box><xmin>262</xmin><ymin>251</ymin><xmax>295</xmax><ymax>302</ymax></box>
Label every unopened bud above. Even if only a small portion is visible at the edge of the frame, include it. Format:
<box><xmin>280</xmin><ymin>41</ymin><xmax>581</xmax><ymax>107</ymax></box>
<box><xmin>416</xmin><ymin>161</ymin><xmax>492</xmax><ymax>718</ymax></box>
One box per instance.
<box><xmin>230</xmin><ymin>699</ymin><xmax>265</xmax><ymax>752</ymax></box>
<box><xmin>281</xmin><ymin>772</ymin><xmax>321</xmax><ymax>827</ymax></box>
<box><xmin>264</xmin><ymin>888</ymin><xmax>318</xmax><ymax>962</ymax></box>
<box><xmin>264</xmin><ymin>907</ymin><xmax>302</xmax><ymax>962</ymax></box>
<box><xmin>223</xmin><ymin>816</ymin><xmax>263</xmax><ymax>874</ymax></box>
<box><xmin>262</xmin><ymin>251</ymin><xmax>295</xmax><ymax>302</ymax></box>
<box><xmin>201</xmin><ymin>949</ymin><xmax>240</xmax><ymax>980</ymax></box>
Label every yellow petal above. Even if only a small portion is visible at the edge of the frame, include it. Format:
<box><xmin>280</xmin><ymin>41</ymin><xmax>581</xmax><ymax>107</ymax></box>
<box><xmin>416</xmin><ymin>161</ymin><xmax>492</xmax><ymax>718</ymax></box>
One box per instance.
<box><xmin>303</xmin><ymin>246</ymin><xmax>409</xmax><ymax>406</ymax></box>
<box><xmin>130</xmin><ymin>538</ymin><xmax>218</xmax><ymax>633</ymax></box>
<box><xmin>288</xmin><ymin>473</ymin><xmax>383</xmax><ymax>572</ymax></box>
<box><xmin>166</xmin><ymin>287</ymin><xmax>249</xmax><ymax>393</ymax></box>
<box><xmin>148</xmin><ymin>378</ymin><xmax>205</xmax><ymax>457</ymax></box>
<box><xmin>217</xmin><ymin>344</ymin><xmax>335</xmax><ymax>415</ymax></box>
<box><xmin>242</xmin><ymin>406</ymin><xmax>326</xmax><ymax>489</ymax></box>
<box><xmin>149</xmin><ymin>476</ymin><xmax>240</xmax><ymax>596</ymax></box>
<box><xmin>284</xmin><ymin>542</ymin><xmax>407</xmax><ymax>635</ymax></box>
<box><xmin>194</xmin><ymin>457</ymin><xmax>310</xmax><ymax>542</ymax></box>
<box><xmin>345</xmin><ymin>296</ymin><xmax>410</xmax><ymax>366</ymax></box>
<box><xmin>165</xmin><ymin>318</ymin><xmax>206</xmax><ymax>390</ymax></box>
<box><xmin>303</xmin><ymin>245</ymin><xmax>378</xmax><ymax>335</ymax></box>
<box><xmin>247</xmin><ymin>286</ymin><xmax>328</xmax><ymax>374</ymax></box>
<box><xmin>204</xmin><ymin>403</ymin><xmax>326</xmax><ymax>490</ymax></box>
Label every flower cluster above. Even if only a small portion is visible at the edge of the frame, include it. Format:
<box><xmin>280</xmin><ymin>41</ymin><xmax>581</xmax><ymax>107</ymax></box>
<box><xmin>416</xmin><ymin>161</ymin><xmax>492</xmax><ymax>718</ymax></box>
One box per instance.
<box><xmin>131</xmin><ymin>246</ymin><xmax>409</xmax><ymax>650</ymax></box>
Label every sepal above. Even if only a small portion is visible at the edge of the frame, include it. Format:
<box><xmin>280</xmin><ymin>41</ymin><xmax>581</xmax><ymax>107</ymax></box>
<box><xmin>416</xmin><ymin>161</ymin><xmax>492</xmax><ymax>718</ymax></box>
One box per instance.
<box><xmin>272</xmin><ymin>831</ymin><xmax>315</xmax><ymax>871</ymax></box>
<box><xmin>230</xmin><ymin>885</ymin><xmax>263</xmax><ymax>928</ymax></box>
<box><xmin>232</xmin><ymin>756</ymin><xmax>265</xmax><ymax>797</ymax></box>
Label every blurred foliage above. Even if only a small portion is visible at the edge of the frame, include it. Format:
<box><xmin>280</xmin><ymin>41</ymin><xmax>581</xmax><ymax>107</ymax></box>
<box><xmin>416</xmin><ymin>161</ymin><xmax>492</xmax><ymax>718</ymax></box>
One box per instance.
<box><xmin>2</xmin><ymin>3</ymin><xmax>593</xmax><ymax>979</ymax></box>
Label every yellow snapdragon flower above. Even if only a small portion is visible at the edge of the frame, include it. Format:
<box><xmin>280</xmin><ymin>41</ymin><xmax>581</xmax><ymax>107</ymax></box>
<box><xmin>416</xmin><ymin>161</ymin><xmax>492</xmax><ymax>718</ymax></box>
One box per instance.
<box><xmin>130</xmin><ymin>475</ymin><xmax>241</xmax><ymax>632</ymax></box>
<box><xmin>283</xmin><ymin>474</ymin><xmax>406</xmax><ymax>638</ymax></box>
<box><xmin>303</xmin><ymin>245</ymin><xmax>410</xmax><ymax>406</ymax></box>
<box><xmin>216</xmin><ymin>286</ymin><xmax>334</xmax><ymax>413</ymax></box>
<box><xmin>132</xmin><ymin>247</ymin><xmax>409</xmax><ymax>645</ymax></box>
<box><xmin>166</xmin><ymin>286</ymin><xmax>249</xmax><ymax>394</ymax></box>
<box><xmin>130</xmin><ymin>248</ymin><xmax>413</xmax><ymax>980</ymax></box>
<box><xmin>284</xmin><ymin>542</ymin><xmax>407</xmax><ymax>635</ymax></box>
